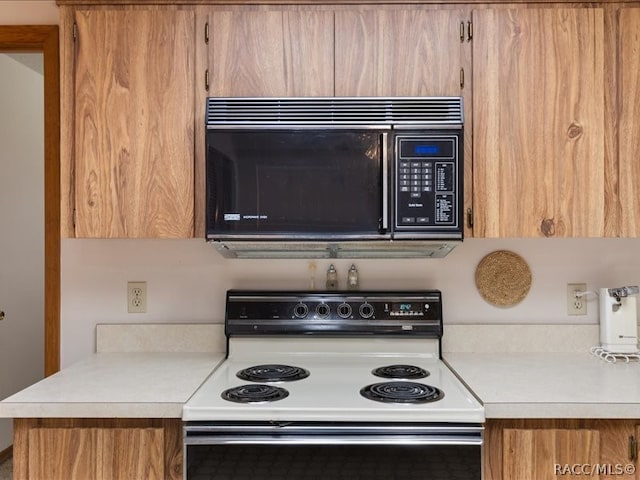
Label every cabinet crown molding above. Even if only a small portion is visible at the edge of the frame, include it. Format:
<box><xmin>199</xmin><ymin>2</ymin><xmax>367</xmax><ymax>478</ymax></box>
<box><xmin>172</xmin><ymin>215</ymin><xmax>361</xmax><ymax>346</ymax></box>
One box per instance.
<box><xmin>56</xmin><ymin>0</ymin><xmax>628</xmax><ymax>5</ymax></box>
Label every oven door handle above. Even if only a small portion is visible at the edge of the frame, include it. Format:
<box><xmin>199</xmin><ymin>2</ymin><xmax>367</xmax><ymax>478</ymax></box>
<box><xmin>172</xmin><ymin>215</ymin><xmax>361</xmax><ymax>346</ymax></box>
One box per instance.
<box><xmin>185</xmin><ymin>433</ymin><xmax>482</xmax><ymax>446</ymax></box>
<box><xmin>185</xmin><ymin>423</ymin><xmax>484</xmax><ymax>446</ymax></box>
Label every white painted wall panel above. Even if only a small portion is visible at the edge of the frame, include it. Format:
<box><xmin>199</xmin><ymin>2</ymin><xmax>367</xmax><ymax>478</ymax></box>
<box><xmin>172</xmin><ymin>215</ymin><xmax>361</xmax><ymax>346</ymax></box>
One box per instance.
<box><xmin>60</xmin><ymin>238</ymin><xmax>640</xmax><ymax>368</ymax></box>
<box><xmin>0</xmin><ymin>53</ymin><xmax>45</xmax><ymax>451</ymax></box>
<box><xmin>0</xmin><ymin>1</ymin><xmax>58</xmax><ymax>25</ymax></box>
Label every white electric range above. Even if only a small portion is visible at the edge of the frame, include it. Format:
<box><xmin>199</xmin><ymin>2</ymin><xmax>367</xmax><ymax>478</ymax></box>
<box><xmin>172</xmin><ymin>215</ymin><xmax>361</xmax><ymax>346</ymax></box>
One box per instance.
<box><xmin>183</xmin><ymin>290</ymin><xmax>484</xmax><ymax>480</ymax></box>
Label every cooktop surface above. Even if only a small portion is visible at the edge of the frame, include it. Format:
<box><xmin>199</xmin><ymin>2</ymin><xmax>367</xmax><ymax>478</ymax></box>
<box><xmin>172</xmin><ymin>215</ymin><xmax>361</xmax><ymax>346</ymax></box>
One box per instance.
<box><xmin>183</xmin><ymin>341</ymin><xmax>483</xmax><ymax>423</ymax></box>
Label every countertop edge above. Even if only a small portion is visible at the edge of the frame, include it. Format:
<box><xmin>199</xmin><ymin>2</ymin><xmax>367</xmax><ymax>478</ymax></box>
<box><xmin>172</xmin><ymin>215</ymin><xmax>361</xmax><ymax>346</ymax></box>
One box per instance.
<box><xmin>0</xmin><ymin>402</ymin><xmax>185</xmax><ymax>419</ymax></box>
<box><xmin>0</xmin><ymin>352</ymin><xmax>225</xmax><ymax>419</ymax></box>
<box><xmin>483</xmin><ymin>403</ymin><xmax>640</xmax><ymax>420</ymax></box>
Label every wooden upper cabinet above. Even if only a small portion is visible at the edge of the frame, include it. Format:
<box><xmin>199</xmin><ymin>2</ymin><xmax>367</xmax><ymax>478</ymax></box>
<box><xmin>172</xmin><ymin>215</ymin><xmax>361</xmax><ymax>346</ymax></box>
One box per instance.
<box><xmin>334</xmin><ymin>9</ymin><xmax>467</xmax><ymax>96</ymax></box>
<box><xmin>472</xmin><ymin>8</ymin><xmax>605</xmax><ymax>238</ymax></box>
<box><xmin>334</xmin><ymin>8</ymin><xmax>474</xmax><ymax>238</ymax></box>
<box><xmin>73</xmin><ymin>9</ymin><xmax>195</xmax><ymax>238</ymax></box>
<box><xmin>618</xmin><ymin>8</ymin><xmax>640</xmax><ymax>237</ymax></box>
<box><xmin>207</xmin><ymin>8</ymin><xmax>334</xmax><ymax>96</ymax></box>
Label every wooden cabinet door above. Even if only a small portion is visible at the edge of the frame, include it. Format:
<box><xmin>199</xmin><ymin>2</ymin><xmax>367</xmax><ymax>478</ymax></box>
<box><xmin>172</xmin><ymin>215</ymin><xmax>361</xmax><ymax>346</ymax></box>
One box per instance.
<box><xmin>73</xmin><ymin>9</ymin><xmax>195</xmax><ymax>238</ymax></box>
<box><xmin>472</xmin><ymin>8</ymin><xmax>605</xmax><ymax>237</ymax></box>
<box><xmin>101</xmin><ymin>428</ymin><xmax>165</xmax><ymax>480</ymax></box>
<box><xmin>618</xmin><ymin>8</ymin><xmax>640</xmax><ymax>237</ymax></box>
<box><xmin>502</xmin><ymin>428</ymin><xmax>600</xmax><ymax>480</ymax></box>
<box><xmin>636</xmin><ymin>425</ymin><xmax>640</xmax><ymax>476</ymax></box>
<box><xmin>485</xmin><ymin>420</ymin><xmax>639</xmax><ymax>480</ymax></box>
<box><xmin>14</xmin><ymin>419</ymin><xmax>182</xmax><ymax>480</ymax></box>
<box><xmin>207</xmin><ymin>8</ymin><xmax>334</xmax><ymax>96</ymax></box>
<box><xmin>25</xmin><ymin>427</ymin><xmax>164</xmax><ymax>480</ymax></box>
<box><xmin>335</xmin><ymin>8</ymin><xmax>474</xmax><ymax>237</ymax></box>
<box><xmin>28</xmin><ymin>428</ymin><xmax>99</xmax><ymax>480</ymax></box>
<box><xmin>334</xmin><ymin>9</ymin><xmax>467</xmax><ymax>96</ymax></box>
<box><xmin>598</xmin><ymin>421</ymin><xmax>638</xmax><ymax>480</ymax></box>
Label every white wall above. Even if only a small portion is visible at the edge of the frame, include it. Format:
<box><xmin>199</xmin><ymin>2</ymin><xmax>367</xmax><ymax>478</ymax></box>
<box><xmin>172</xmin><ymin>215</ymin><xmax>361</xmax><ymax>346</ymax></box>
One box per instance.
<box><xmin>0</xmin><ymin>5</ymin><xmax>58</xmax><ymax>451</ymax></box>
<box><xmin>61</xmin><ymin>237</ymin><xmax>640</xmax><ymax>367</ymax></box>
<box><xmin>0</xmin><ymin>53</ymin><xmax>45</xmax><ymax>451</ymax></box>
<box><xmin>0</xmin><ymin>1</ymin><xmax>58</xmax><ymax>24</ymax></box>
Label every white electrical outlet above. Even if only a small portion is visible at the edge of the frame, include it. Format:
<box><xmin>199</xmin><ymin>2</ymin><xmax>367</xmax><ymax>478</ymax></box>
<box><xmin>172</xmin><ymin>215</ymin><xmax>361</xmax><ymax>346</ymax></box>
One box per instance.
<box><xmin>567</xmin><ymin>283</ymin><xmax>587</xmax><ymax>315</ymax></box>
<box><xmin>127</xmin><ymin>281</ymin><xmax>147</xmax><ymax>314</ymax></box>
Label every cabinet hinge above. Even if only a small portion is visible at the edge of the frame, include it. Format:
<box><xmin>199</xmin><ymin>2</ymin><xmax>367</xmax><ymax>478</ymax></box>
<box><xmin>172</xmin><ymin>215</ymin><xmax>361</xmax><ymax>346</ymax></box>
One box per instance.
<box><xmin>73</xmin><ymin>22</ymin><xmax>77</xmax><ymax>41</ymax></box>
<box><xmin>467</xmin><ymin>21</ymin><xmax>473</xmax><ymax>42</ymax></box>
<box><xmin>466</xmin><ymin>208</ymin><xmax>473</xmax><ymax>228</ymax></box>
<box><xmin>460</xmin><ymin>68</ymin><xmax>465</xmax><ymax>90</ymax></box>
<box><xmin>630</xmin><ymin>435</ymin><xmax>638</xmax><ymax>462</ymax></box>
<box><xmin>205</xmin><ymin>69</ymin><xmax>210</xmax><ymax>92</ymax></box>
<box><xmin>204</xmin><ymin>22</ymin><xmax>209</xmax><ymax>45</ymax></box>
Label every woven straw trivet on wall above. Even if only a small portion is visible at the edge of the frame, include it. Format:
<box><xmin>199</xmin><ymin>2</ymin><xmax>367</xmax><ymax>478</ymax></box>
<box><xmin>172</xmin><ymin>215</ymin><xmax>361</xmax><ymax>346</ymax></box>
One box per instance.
<box><xmin>475</xmin><ymin>250</ymin><xmax>532</xmax><ymax>307</ymax></box>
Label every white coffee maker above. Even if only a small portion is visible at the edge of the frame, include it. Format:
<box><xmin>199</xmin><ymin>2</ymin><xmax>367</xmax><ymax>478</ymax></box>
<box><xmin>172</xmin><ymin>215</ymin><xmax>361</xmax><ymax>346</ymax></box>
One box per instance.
<box><xmin>599</xmin><ymin>286</ymin><xmax>639</xmax><ymax>354</ymax></box>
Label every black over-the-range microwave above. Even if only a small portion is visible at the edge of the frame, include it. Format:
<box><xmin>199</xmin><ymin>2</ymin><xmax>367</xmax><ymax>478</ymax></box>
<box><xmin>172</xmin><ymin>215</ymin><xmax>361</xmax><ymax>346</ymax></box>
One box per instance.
<box><xmin>205</xmin><ymin>97</ymin><xmax>464</xmax><ymax>258</ymax></box>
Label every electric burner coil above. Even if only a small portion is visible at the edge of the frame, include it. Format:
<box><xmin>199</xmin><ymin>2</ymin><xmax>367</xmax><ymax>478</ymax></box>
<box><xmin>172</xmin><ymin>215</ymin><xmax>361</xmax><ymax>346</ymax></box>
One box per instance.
<box><xmin>372</xmin><ymin>364</ymin><xmax>429</xmax><ymax>380</ymax></box>
<box><xmin>236</xmin><ymin>364</ymin><xmax>310</xmax><ymax>383</ymax></box>
<box><xmin>221</xmin><ymin>384</ymin><xmax>289</xmax><ymax>403</ymax></box>
<box><xmin>360</xmin><ymin>381</ymin><xmax>444</xmax><ymax>404</ymax></box>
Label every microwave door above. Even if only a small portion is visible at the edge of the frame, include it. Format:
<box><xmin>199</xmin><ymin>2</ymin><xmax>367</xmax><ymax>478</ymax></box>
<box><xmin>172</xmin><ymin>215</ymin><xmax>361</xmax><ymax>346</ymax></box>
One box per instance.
<box><xmin>206</xmin><ymin>130</ymin><xmax>388</xmax><ymax>239</ymax></box>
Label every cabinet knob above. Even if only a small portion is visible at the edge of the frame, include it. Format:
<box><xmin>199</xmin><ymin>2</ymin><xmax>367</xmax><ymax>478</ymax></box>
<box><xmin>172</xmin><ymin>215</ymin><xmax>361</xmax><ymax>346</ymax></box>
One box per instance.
<box><xmin>0</xmin><ymin>311</ymin><xmax>4</xmax><ymax>321</ymax></box>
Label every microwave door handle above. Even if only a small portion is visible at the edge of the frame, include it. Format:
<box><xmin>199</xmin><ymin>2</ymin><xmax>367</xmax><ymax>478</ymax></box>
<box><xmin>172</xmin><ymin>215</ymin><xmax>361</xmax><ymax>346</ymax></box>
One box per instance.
<box><xmin>381</xmin><ymin>132</ymin><xmax>389</xmax><ymax>231</ymax></box>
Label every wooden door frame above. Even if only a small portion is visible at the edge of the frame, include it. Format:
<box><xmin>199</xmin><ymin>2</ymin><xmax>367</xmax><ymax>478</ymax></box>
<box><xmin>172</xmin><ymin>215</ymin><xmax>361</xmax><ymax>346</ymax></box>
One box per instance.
<box><xmin>0</xmin><ymin>26</ymin><xmax>60</xmax><ymax>376</ymax></box>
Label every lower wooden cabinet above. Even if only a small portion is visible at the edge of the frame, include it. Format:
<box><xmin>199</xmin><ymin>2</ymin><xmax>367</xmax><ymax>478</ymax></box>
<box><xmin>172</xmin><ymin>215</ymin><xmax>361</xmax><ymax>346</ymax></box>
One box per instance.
<box><xmin>12</xmin><ymin>417</ymin><xmax>638</xmax><ymax>479</ymax></box>
<box><xmin>13</xmin><ymin>418</ymin><xmax>182</xmax><ymax>480</ymax></box>
<box><xmin>485</xmin><ymin>419</ymin><xmax>639</xmax><ymax>480</ymax></box>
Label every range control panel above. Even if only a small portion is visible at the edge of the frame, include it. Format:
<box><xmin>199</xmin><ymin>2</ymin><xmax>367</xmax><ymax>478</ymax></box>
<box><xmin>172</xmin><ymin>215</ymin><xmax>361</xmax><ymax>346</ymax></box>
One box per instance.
<box><xmin>225</xmin><ymin>290</ymin><xmax>443</xmax><ymax>337</ymax></box>
<box><xmin>394</xmin><ymin>133</ymin><xmax>462</xmax><ymax>234</ymax></box>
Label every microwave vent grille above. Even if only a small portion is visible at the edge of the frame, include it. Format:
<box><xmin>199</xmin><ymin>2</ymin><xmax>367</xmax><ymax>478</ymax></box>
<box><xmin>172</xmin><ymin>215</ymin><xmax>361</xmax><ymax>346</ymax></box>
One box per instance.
<box><xmin>206</xmin><ymin>97</ymin><xmax>463</xmax><ymax>127</ymax></box>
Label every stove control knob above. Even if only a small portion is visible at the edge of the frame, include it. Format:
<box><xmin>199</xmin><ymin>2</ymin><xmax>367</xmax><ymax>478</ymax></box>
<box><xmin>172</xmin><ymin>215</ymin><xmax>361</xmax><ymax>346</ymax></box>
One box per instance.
<box><xmin>359</xmin><ymin>302</ymin><xmax>374</xmax><ymax>319</ymax></box>
<box><xmin>337</xmin><ymin>302</ymin><xmax>352</xmax><ymax>318</ymax></box>
<box><xmin>294</xmin><ymin>303</ymin><xmax>309</xmax><ymax>319</ymax></box>
<box><xmin>316</xmin><ymin>303</ymin><xmax>330</xmax><ymax>318</ymax></box>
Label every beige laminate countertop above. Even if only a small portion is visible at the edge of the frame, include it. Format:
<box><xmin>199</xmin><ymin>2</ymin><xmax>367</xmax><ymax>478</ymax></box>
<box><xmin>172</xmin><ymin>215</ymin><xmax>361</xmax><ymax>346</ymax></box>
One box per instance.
<box><xmin>445</xmin><ymin>352</ymin><xmax>640</xmax><ymax>419</ymax></box>
<box><xmin>1</xmin><ymin>324</ymin><xmax>639</xmax><ymax>421</ymax></box>
<box><xmin>0</xmin><ymin>352</ymin><xmax>224</xmax><ymax>418</ymax></box>
<box><xmin>5</xmin><ymin>352</ymin><xmax>637</xmax><ymax>420</ymax></box>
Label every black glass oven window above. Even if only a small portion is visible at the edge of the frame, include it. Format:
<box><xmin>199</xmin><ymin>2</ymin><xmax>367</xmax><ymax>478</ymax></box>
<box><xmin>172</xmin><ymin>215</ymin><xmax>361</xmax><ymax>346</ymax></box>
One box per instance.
<box><xmin>206</xmin><ymin>130</ymin><xmax>382</xmax><ymax>235</ymax></box>
<box><xmin>187</xmin><ymin>444</ymin><xmax>481</xmax><ymax>479</ymax></box>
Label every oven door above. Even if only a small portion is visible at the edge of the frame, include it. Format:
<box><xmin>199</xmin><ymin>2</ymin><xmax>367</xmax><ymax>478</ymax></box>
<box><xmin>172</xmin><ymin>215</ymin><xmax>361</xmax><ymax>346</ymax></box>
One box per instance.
<box><xmin>206</xmin><ymin>129</ymin><xmax>390</xmax><ymax>240</ymax></box>
<box><xmin>184</xmin><ymin>422</ymin><xmax>483</xmax><ymax>480</ymax></box>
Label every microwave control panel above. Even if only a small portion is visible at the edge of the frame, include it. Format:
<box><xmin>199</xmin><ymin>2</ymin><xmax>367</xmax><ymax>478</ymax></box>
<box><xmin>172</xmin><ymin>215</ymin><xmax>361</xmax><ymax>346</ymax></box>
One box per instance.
<box><xmin>394</xmin><ymin>133</ymin><xmax>461</xmax><ymax>234</ymax></box>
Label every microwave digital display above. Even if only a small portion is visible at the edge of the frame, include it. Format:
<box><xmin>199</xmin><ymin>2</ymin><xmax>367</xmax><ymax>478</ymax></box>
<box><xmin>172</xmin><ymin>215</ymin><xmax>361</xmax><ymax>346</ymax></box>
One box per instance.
<box><xmin>414</xmin><ymin>145</ymin><xmax>440</xmax><ymax>156</ymax></box>
<box><xmin>400</xmin><ymin>139</ymin><xmax>455</xmax><ymax>159</ymax></box>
